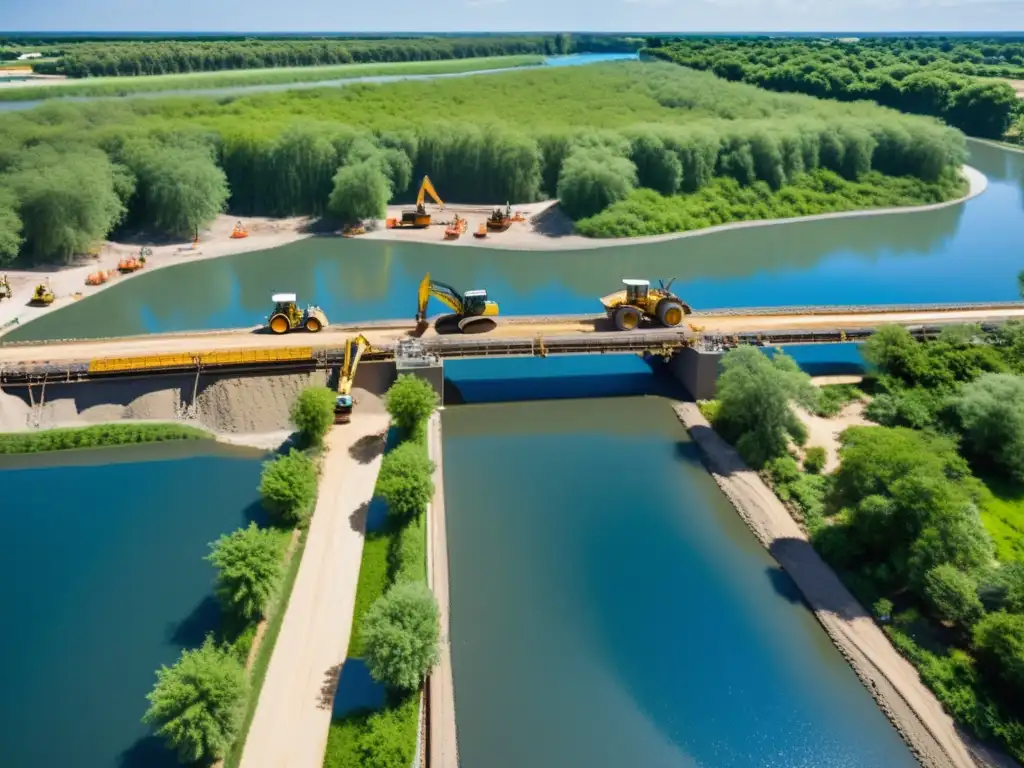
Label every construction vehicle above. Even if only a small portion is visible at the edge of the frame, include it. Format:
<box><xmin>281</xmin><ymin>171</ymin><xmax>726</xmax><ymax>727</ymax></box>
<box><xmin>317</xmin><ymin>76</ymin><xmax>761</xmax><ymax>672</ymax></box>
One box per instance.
<box><xmin>85</xmin><ymin>271</ymin><xmax>109</xmax><ymax>286</ymax></box>
<box><xmin>0</xmin><ymin>274</ymin><xmax>11</xmax><ymax>301</ymax></box>
<box><xmin>266</xmin><ymin>293</ymin><xmax>328</xmax><ymax>334</ymax></box>
<box><xmin>600</xmin><ymin>278</ymin><xmax>692</xmax><ymax>332</ymax></box>
<box><xmin>29</xmin><ymin>281</ymin><xmax>54</xmax><ymax>306</ymax></box>
<box><xmin>335</xmin><ymin>334</ymin><xmax>370</xmax><ymax>424</ymax></box>
<box><xmin>231</xmin><ymin>221</ymin><xmax>249</xmax><ymax>239</ymax></box>
<box><xmin>486</xmin><ymin>202</ymin><xmax>513</xmax><ymax>232</ymax></box>
<box><xmin>389</xmin><ymin>176</ymin><xmax>443</xmax><ymax>229</ymax></box>
<box><xmin>444</xmin><ymin>214</ymin><xmax>467</xmax><ymax>240</ymax></box>
<box><xmin>343</xmin><ymin>225</ymin><xmax>366</xmax><ymax>238</ymax></box>
<box><xmin>473</xmin><ymin>223</ymin><xmax>487</xmax><ymax>239</ymax></box>
<box><xmin>416</xmin><ymin>273</ymin><xmax>499</xmax><ymax>334</ymax></box>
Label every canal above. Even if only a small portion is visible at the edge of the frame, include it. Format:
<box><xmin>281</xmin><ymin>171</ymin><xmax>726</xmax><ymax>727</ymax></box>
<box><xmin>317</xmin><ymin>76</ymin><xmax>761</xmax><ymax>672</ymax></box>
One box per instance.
<box><xmin>8</xmin><ymin>140</ymin><xmax>1022</xmax><ymax>343</ymax></box>
<box><xmin>0</xmin><ymin>441</ymin><xmax>266</xmax><ymax>768</ymax></box>
<box><xmin>441</xmin><ymin>388</ymin><xmax>917</xmax><ymax>768</ymax></box>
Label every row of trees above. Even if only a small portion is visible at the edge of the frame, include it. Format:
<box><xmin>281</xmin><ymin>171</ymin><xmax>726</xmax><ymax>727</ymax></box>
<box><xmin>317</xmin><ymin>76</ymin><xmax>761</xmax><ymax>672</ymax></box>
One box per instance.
<box><xmin>28</xmin><ymin>34</ymin><xmax>638</xmax><ymax>78</ymax></box>
<box><xmin>646</xmin><ymin>38</ymin><xmax>1022</xmax><ymax>139</ymax></box>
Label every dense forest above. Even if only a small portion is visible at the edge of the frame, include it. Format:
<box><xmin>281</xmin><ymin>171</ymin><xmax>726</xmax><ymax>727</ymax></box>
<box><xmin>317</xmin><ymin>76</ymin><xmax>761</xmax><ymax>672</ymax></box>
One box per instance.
<box><xmin>645</xmin><ymin>37</ymin><xmax>1024</xmax><ymax>140</ymax></box>
<box><xmin>0</xmin><ymin>62</ymin><xmax>967</xmax><ymax>264</ymax></box>
<box><xmin>2</xmin><ymin>34</ymin><xmax>640</xmax><ymax>78</ymax></box>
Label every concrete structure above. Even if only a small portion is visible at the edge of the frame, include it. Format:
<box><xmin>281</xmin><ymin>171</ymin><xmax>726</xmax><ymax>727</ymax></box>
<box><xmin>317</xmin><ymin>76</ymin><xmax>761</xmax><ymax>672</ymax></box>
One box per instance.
<box><xmin>664</xmin><ymin>346</ymin><xmax>724</xmax><ymax>401</ymax></box>
<box><xmin>394</xmin><ymin>337</ymin><xmax>445</xmax><ymax>403</ymax></box>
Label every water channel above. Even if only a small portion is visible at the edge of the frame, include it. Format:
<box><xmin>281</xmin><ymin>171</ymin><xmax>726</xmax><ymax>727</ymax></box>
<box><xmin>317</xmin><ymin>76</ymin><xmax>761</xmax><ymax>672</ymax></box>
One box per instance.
<box><xmin>442</xmin><ymin>390</ymin><xmax>917</xmax><ymax>768</ymax></box>
<box><xmin>0</xmin><ymin>442</ymin><xmax>266</xmax><ymax>768</ymax></box>
<box><xmin>8</xmin><ymin>140</ymin><xmax>1022</xmax><ymax>343</ymax></box>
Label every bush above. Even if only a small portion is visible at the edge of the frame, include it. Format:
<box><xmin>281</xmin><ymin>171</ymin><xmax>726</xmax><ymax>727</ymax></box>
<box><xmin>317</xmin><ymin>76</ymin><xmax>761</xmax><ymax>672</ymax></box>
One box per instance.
<box><xmin>355</xmin><ymin>702</ymin><xmax>419</xmax><ymax>768</ymax></box>
<box><xmin>956</xmin><ymin>373</ymin><xmax>1024</xmax><ymax>483</ymax></box>
<box><xmin>814</xmin><ymin>383</ymin><xmax>864</xmax><ymax>417</ymax></box>
<box><xmin>384</xmin><ymin>374</ymin><xmax>439</xmax><ymax>432</ymax></box>
<box><xmin>290</xmin><ymin>386</ymin><xmax>337</xmax><ymax>447</ymax></box>
<box><xmin>697</xmin><ymin>399</ymin><xmax>720</xmax><ymax>423</ymax></box>
<box><xmin>206</xmin><ymin>522</ymin><xmax>284</xmax><ymax>622</ymax></box>
<box><xmin>376</xmin><ymin>442</ymin><xmax>435</xmax><ymax>522</ymax></box>
<box><xmin>924</xmin><ymin>564</ymin><xmax>984</xmax><ymax>630</ymax></box>
<box><xmin>556</xmin><ymin>146</ymin><xmax>637</xmax><ymax>219</ymax></box>
<box><xmin>143</xmin><ymin>637</ymin><xmax>248</xmax><ymax>764</ymax></box>
<box><xmin>389</xmin><ymin>515</ymin><xmax>426</xmax><ymax>585</ymax></box>
<box><xmin>874</xmin><ymin>597</ymin><xmax>894</xmax><ymax>621</ymax></box>
<box><xmin>258</xmin><ymin>448</ymin><xmax>318</xmax><ymax>526</ymax></box>
<box><xmin>0</xmin><ymin>423</ymin><xmax>210</xmax><ymax>454</ymax></box>
<box><xmin>973</xmin><ymin>611</ymin><xmax>1024</xmax><ymax>698</ymax></box>
<box><xmin>765</xmin><ymin>455</ymin><xmax>801</xmax><ymax>485</ymax></box>
<box><xmin>362</xmin><ymin>581</ymin><xmax>440</xmax><ymax>691</ymax></box>
<box><xmin>803</xmin><ymin>446</ymin><xmax>827</xmax><ymax>475</ymax></box>
<box><xmin>328</xmin><ymin>160</ymin><xmax>393</xmax><ymax>223</ymax></box>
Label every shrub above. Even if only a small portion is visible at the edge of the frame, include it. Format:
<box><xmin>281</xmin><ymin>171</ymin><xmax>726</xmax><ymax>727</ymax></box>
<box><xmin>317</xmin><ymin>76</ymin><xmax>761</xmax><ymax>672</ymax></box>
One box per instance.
<box><xmin>803</xmin><ymin>446</ymin><xmax>827</xmax><ymax>475</ymax></box>
<box><xmin>973</xmin><ymin>611</ymin><xmax>1024</xmax><ymax>698</ymax></box>
<box><xmin>874</xmin><ymin>597</ymin><xmax>894</xmax><ymax>622</ymax></box>
<box><xmin>206</xmin><ymin>522</ymin><xmax>284</xmax><ymax>622</ymax></box>
<box><xmin>258</xmin><ymin>448</ymin><xmax>318</xmax><ymax>526</ymax></box>
<box><xmin>956</xmin><ymin>374</ymin><xmax>1024</xmax><ymax>483</ymax></box>
<box><xmin>924</xmin><ymin>564</ymin><xmax>984</xmax><ymax>630</ymax></box>
<box><xmin>557</xmin><ymin>146</ymin><xmax>637</xmax><ymax>219</ymax></box>
<box><xmin>143</xmin><ymin>637</ymin><xmax>248</xmax><ymax>764</ymax></box>
<box><xmin>384</xmin><ymin>374</ymin><xmax>439</xmax><ymax>432</ymax></box>
<box><xmin>765</xmin><ymin>455</ymin><xmax>801</xmax><ymax>485</ymax></box>
<box><xmin>328</xmin><ymin>159</ymin><xmax>393</xmax><ymax>223</ymax></box>
<box><xmin>356</xmin><ymin>703</ymin><xmax>418</xmax><ymax>768</ymax></box>
<box><xmin>376</xmin><ymin>442</ymin><xmax>435</xmax><ymax>522</ymax></box>
<box><xmin>362</xmin><ymin>581</ymin><xmax>440</xmax><ymax>691</ymax></box>
<box><xmin>814</xmin><ymin>383</ymin><xmax>864</xmax><ymax>417</ymax></box>
<box><xmin>697</xmin><ymin>399</ymin><xmax>720</xmax><ymax>423</ymax></box>
<box><xmin>290</xmin><ymin>386</ymin><xmax>337</xmax><ymax>447</ymax></box>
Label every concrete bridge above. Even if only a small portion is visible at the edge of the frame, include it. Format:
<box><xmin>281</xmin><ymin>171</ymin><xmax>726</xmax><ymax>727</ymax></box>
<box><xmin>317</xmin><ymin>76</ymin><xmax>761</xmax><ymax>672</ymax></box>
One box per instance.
<box><xmin>2</xmin><ymin>301</ymin><xmax>1022</xmax><ymax>400</ymax></box>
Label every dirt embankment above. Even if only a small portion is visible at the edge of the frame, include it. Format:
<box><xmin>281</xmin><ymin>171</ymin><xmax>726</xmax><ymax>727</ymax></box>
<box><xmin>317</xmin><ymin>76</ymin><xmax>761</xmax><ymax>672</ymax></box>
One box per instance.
<box><xmin>674</xmin><ymin>402</ymin><xmax>992</xmax><ymax>768</ymax></box>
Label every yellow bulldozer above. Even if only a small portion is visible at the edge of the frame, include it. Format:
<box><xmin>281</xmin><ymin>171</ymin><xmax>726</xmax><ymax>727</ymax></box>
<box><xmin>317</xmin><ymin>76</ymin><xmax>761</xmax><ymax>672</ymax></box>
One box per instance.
<box><xmin>390</xmin><ymin>176</ymin><xmax>444</xmax><ymax>229</ymax></box>
<box><xmin>599</xmin><ymin>278</ymin><xmax>692</xmax><ymax>331</ymax></box>
<box><xmin>266</xmin><ymin>293</ymin><xmax>328</xmax><ymax>334</ymax></box>
<box><xmin>416</xmin><ymin>273</ymin><xmax>499</xmax><ymax>334</ymax></box>
<box><xmin>29</xmin><ymin>281</ymin><xmax>55</xmax><ymax>307</ymax></box>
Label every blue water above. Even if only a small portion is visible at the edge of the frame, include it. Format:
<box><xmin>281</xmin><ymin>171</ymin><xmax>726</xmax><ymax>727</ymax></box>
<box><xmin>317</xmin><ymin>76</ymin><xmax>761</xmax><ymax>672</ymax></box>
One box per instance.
<box><xmin>9</xmin><ymin>140</ymin><xmax>1022</xmax><ymax>343</ymax></box>
<box><xmin>0</xmin><ymin>442</ymin><xmax>266</xmax><ymax>768</ymax></box>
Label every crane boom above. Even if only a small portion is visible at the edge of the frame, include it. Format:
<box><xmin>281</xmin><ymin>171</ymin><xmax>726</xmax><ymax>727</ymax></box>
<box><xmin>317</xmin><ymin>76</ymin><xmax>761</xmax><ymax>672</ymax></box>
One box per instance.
<box><xmin>417</xmin><ymin>272</ymin><xmax>464</xmax><ymax>323</ymax></box>
<box><xmin>339</xmin><ymin>334</ymin><xmax>370</xmax><ymax>396</ymax></box>
<box><xmin>415</xmin><ymin>176</ymin><xmax>444</xmax><ymax>210</ymax></box>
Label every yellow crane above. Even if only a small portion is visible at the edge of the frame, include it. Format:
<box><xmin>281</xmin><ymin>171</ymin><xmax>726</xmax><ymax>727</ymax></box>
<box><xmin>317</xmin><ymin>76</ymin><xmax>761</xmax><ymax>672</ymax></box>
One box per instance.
<box><xmin>416</xmin><ymin>273</ymin><xmax>499</xmax><ymax>334</ymax></box>
<box><xmin>334</xmin><ymin>334</ymin><xmax>370</xmax><ymax>424</ymax></box>
<box><xmin>396</xmin><ymin>176</ymin><xmax>444</xmax><ymax>229</ymax></box>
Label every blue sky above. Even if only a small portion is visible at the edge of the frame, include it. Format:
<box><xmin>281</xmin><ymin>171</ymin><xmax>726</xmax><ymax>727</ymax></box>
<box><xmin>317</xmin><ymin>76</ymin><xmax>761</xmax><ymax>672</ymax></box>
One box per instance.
<box><xmin>4</xmin><ymin>0</ymin><xmax>1023</xmax><ymax>33</ymax></box>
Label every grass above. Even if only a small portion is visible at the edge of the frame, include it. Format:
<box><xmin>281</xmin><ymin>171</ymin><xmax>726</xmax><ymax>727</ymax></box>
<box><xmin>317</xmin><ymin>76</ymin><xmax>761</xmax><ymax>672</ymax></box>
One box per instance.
<box><xmin>979</xmin><ymin>476</ymin><xmax>1024</xmax><ymax>564</ymax></box>
<box><xmin>0</xmin><ymin>422</ymin><xmax>211</xmax><ymax>454</ymax></box>
<box><xmin>0</xmin><ymin>55</ymin><xmax>543</xmax><ymax>102</ymax></box>
<box><xmin>814</xmin><ymin>383</ymin><xmax>866</xmax><ymax>418</ymax></box>
<box><xmin>347</xmin><ymin>532</ymin><xmax>392</xmax><ymax>659</ymax></box>
<box><xmin>324</xmin><ymin>692</ymin><xmax>420</xmax><ymax>768</ymax></box>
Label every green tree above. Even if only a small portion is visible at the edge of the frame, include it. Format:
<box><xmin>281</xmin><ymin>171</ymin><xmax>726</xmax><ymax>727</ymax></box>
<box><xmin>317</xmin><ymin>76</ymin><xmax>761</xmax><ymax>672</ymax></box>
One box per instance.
<box><xmin>139</xmin><ymin>147</ymin><xmax>229</xmax><ymax>237</ymax></box>
<box><xmin>376</xmin><ymin>441</ymin><xmax>435</xmax><ymax>521</ymax></box>
<box><xmin>143</xmin><ymin>637</ymin><xmax>248</xmax><ymax>764</ymax></box>
<box><xmin>924</xmin><ymin>564</ymin><xmax>984</xmax><ymax>630</ymax></box>
<box><xmin>557</xmin><ymin>147</ymin><xmax>637</xmax><ymax>219</ymax></box>
<box><xmin>258</xmin><ymin>448</ymin><xmax>318</xmax><ymax>526</ymax></box>
<box><xmin>384</xmin><ymin>374</ymin><xmax>439</xmax><ymax>432</ymax></box>
<box><xmin>873</xmin><ymin>597</ymin><xmax>894</xmax><ymax>622</ymax></box>
<box><xmin>803</xmin><ymin>446</ymin><xmax>827</xmax><ymax>474</ymax></box>
<box><xmin>290</xmin><ymin>386</ymin><xmax>337</xmax><ymax>447</ymax></box>
<box><xmin>973</xmin><ymin>611</ymin><xmax>1024</xmax><ymax>697</ymax></box>
<box><xmin>956</xmin><ymin>373</ymin><xmax>1024</xmax><ymax>482</ymax></box>
<box><xmin>0</xmin><ymin>189</ymin><xmax>22</xmax><ymax>264</ymax></box>
<box><xmin>356</xmin><ymin>703</ymin><xmax>418</xmax><ymax>768</ymax></box>
<box><xmin>206</xmin><ymin>522</ymin><xmax>283</xmax><ymax>622</ymax></box>
<box><xmin>862</xmin><ymin>325</ymin><xmax>925</xmax><ymax>385</ymax></box>
<box><xmin>362</xmin><ymin>581</ymin><xmax>440</xmax><ymax>691</ymax></box>
<box><xmin>327</xmin><ymin>160</ymin><xmax>392</xmax><ymax>223</ymax></box>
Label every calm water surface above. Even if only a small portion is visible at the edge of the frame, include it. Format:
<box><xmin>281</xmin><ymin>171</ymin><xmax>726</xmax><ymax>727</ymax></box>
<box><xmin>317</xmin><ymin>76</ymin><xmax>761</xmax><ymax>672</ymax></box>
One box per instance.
<box><xmin>0</xmin><ymin>441</ymin><xmax>265</xmax><ymax>768</ymax></box>
<box><xmin>10</xmin><ymin>141</ymin><xmax>1022</xmax><ymax>342</ymax></box>
<box><xmin>442</xmin><ymin>395</ymin><xmax>916</xmax><ymax>768</ymax></box>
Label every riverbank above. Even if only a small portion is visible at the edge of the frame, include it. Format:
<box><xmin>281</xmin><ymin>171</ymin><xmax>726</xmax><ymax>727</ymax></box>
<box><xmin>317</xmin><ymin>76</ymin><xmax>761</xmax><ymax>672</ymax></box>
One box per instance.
<box><xmin>673</xmin><ymin>401</ymin><xmax>981</xmax><ymax>768</ymax></box>
<box><xmin>0</xmin><ymin>421</ymin><xmax>211</xmax><ymax>454</ymax></box>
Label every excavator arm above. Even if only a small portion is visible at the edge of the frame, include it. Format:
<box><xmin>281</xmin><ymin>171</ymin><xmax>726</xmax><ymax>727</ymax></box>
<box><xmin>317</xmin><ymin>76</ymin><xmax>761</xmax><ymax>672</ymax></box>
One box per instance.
<box><xmin>416</xmin><ymin>272</ymin><xmax>464</xmax><ymax>324</ymax></box>
<box><xmin>339</xmin><ymin>334</ymin><xmax>370</xmax><ymax>397</ymax></box>
<box><xmin>414</xmin><ymin>176</ymin><xmax>444</xmax><ymax>211</ymax></box>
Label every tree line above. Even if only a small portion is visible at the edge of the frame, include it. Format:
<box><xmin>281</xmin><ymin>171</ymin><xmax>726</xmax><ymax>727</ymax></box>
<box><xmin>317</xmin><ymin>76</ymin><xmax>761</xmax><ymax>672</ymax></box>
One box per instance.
<box><xmin>645</xmin><ymin>38</ymin><xmax>1023</xmax><ymax>139</ymax></box>
<box><xmin>24</xmin><ymin>34</ymin><xmax>639</xmax><ymax>78</ymax></box>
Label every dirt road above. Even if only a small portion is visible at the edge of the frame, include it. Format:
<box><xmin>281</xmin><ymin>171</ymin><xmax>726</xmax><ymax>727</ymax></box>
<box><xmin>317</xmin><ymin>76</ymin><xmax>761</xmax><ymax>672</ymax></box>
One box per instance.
<box><xmin>239</xmin><ymin>414</ymin><xmax>390</xmax><ymax>768</ymax></box>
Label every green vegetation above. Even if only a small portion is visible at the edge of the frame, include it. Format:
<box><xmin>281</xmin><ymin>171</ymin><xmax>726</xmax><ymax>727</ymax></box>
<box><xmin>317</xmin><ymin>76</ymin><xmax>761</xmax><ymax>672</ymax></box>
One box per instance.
<box><xmin>258</xmin><ymin>448</ymin><xmax>318</xmax><ymax>526</ymax></box>
<box><xmin>956</xmin><ymin>374</ymin><xmax>1024</xmax><ymax>483</ymax></box>
<box><xmin>143</xmin><ymin>637</ymin><xmax>249</xmax><ymax>763</ymax></box>
<box><xmin>645</xmin><ymin>37</ymin><xmax>1022</xmax><ymax>139</ymax></box>
<box><xmin>384</xmin><ymin>374</ymin><xmax>440</xmax><ymax>433</ymax></box>
<box><xmin>0</xmin><ymin>56</ymin><xmax>544</xmax><ymax>102</ymax></box>
<box><xmin>814</xmin><ymin>382</ymin><xmax>865</xmax><ymax>417</ymax></box>
<box><xmin>803</xmin><ymin>446</ymin><xmax>827</xmax><ymax>475</ymax></box>
<box><xmin>290</xmin><ymin>386</ymin><xmax>338</xmax><ymax>447</ymax></box>
<box><xmin>207</xmin><ymin>522</ymin><xmax>286</xmax><ymax>623</ymax></box>
<box><xmin>0</xmin><ymin>422</ymin><xmax>210</xmax><ymax>454</ymax></box>
<box><xmin>0</xmin><ymin>61</ymin><xmax>966</xmax><ymax>263</ymax></box>
<box><xmin>376</xmin><ymin>442</ymin><xmax>435</xmax><ymax>523</ymax></box>
<box><xmin>362</xmin><ymin>581</ymin><xmax>440</xmax><ymax>692</ymax></box>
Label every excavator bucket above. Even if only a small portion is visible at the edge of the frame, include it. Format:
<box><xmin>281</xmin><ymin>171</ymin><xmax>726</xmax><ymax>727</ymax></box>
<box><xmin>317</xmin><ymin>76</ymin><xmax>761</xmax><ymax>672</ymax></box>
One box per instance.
<box><xmin>415</xmin><ymin>273</ymin><xmax>432</xmax><ymax>332</ymax></box>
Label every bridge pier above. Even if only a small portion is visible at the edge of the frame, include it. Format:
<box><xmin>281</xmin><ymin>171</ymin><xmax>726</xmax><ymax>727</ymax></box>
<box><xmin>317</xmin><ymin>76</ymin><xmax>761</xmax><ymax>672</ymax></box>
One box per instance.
<box><xmin>664</xmin><ymin>346</ymin><xmax>724</xmax><ymax>401</ymax></box>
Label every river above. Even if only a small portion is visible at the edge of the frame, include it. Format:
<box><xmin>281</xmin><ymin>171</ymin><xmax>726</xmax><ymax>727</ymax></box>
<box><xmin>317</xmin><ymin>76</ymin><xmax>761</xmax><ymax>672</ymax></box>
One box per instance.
<box><xmin>7</xmin><ymin>140</ymin><xmax>1022</xmax><ymax>343</ymax></box>
<box><xmin>0</xmin><ymin>441</ymin><xmax>266</xmax><ymax>768</ymax></box>
<box><xmin>441</xmin><ymin>390</ymin><xmax>917</xmax><ymax>768</ymax></box>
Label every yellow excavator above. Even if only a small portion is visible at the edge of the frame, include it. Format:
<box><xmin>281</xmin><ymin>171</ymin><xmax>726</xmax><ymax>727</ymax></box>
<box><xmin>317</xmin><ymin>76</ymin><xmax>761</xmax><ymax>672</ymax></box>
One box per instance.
<box><xmin>416</xmin><ymin>273</ymin><xmax>499</xmax><ymax>334</ymax></box>
<box><xmin>396</xmin><ymin>176</ymin><xmax>444</xmax><ymax>229</ymax></box>
<box><xmin>335</xmin><ymin>334</ymin><xmax>370</xmax><ymax>424</ymax></box>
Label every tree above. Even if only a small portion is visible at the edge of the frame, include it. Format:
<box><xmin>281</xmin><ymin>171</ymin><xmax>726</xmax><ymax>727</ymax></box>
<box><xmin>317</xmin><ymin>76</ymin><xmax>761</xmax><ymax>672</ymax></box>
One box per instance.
<box><xmin>258</xmin><ymin>448</ymin><xmax>318</xmax><ymax>526</ymax></box>
<box><xmin>384</xmin><ymin>374</ymin><xmax>438</xmax><ymax>432</ymax></box>
<box><xmin>803</xmin><ymin>446</ymin><xmax>827</xmax><ymax>474</ymax></box>
<box><xmin>327</xmin><ymin>160</ymin><xmax>392</xmax><ymax>223</ymax></box>
<box><xmin>973</xmin><ymin>611</ymin><xmax>1024</xmax><ymax>698</ymax></box>
<box><xmin>290</xmin><ymin>386</ymin><xmax>336</xmax><ymax>447</ymax></box>
<box><xmin>0</xmin><ymin>189</ymin><xmax>22</xmax><ymax>264</ymax></box>
<box><xmin>956</xmin><ymin>373</ymin><xmax>1024</xmax><ymax>482</ymax></box>
<box><xmin>376</xmin><ymin>441</ymin><xmax>435</xmax><ymax>521</ymax></box>
<box><xmin>143</xmin><ymin>637</ymin><xmax>248</xmax><ymax>764</ymax></box>
<box><xmin>356</xmin><ymin>704</ymin><xmax>417</xmax><ymax>768</ymax></box>
<box><xmin>557</xmin><ymin>147</ymin><xmax>637</xmax><ymax>219</ymax></box>
<box><xmin>873</xmin><ymin>597</ymin><xmax>894</xmax><ymax>622</ymax></box>
<box><xmin>139</xmin><ymin>147</ymin><xmax>229</xmax><ymax>237</ymax></box>
<box><xmin>862</xmin><ymin>325</ymin><xmax>925</xmax><ymax>385</ymax></box>
<box><xmin>924</xmin><ymin>564</ymin><xmax>984</xmax><ymax>630</ymax></box>
<box><xmin>206</xmin><ymin>522</ymin><xmax>283</xmax><ymax>622</ymax></box>
<box><xmin>362</xmin><ymin>581</ymin><xmax>440</xmax><ymax>691</ymax></box>
<box><xmin>714</xmin><ymin>346</ymin><xmax>819</xmax><ymax>467</ymax></box>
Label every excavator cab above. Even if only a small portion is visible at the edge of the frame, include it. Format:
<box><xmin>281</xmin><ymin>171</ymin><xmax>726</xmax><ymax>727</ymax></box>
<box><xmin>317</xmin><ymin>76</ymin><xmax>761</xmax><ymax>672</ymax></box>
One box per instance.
<box><xmin>416</xmin><ymin>273</ymin><xmax>499</xmax><ymax>334</ymax></box>
<box><xmin>462</xmin><ymin>289</ymin><xmax>489</xmax><ymax>315</ymax></box>
<box><xmin>624</xmin><ymin>279</ymin><xmax>649</xmax><ymax>305</ymax></box>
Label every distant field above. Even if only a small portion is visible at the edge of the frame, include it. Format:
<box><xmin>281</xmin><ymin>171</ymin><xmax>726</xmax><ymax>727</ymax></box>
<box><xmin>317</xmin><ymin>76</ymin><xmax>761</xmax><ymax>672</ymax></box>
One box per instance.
<box><xmin>0</xmin><ymin>55</ymin><xmax>543</xmax><ymax>101</ymax></box>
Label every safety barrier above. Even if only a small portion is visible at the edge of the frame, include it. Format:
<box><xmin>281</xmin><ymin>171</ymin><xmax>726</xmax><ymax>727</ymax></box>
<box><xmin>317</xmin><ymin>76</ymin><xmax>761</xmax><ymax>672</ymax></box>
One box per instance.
<box><xmin>87</xmin><ymin>346</ymin><xmax>315</xmax><ymax>374</ymax></box>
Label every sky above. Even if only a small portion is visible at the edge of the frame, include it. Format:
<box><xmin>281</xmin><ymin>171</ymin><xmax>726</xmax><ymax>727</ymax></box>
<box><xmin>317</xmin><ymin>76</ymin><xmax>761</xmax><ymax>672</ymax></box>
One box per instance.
<box><xmin>3</xmin><ymin>0</ymin><xmax>1024</xmax><ymax>34</ymax></box>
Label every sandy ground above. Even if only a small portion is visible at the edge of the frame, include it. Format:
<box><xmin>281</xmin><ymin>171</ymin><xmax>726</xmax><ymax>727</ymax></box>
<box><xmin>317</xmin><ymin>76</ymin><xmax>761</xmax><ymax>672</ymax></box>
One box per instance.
<box><xmin>675</xmin><ymin>402</ymin><xmax>991</xmax><ymax>768</ymax></box>
<box><xmin>1004</xmin><ymin>79</ymin><xmax>1024</xmax><ymax>99</ymax></box>
<box><xmin>795</xmin><ymin>378</ymin><xmax>872</xmax><ymax>473</ymax></box>
<box><xmin>239</xmin><ymin>410</ymin><xmax>391</xmax><ymax>768</ymax></box>
<box><xmin>426</xmin><ymin>413</ymin><xmax>458</xmax><ymax>768</ymax></box>
<box><xmin>0</xmin><ymin>214</ymin><xmax>311</xmax><ymax>333</ymax></box>
<box><xmin>0</xmin><ymin>68</ymin><xmax>66</xmax><ymax>87</ymax></box>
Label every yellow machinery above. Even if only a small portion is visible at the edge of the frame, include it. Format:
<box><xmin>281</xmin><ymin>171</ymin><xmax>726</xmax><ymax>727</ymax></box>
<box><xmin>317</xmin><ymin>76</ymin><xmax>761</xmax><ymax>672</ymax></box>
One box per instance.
<box><xmin>396</xmin><ymin>176</ymin><xmax>444</xmax><ymax>229</ymax></box>
<box><xmin>599</xmin><ymin>278</ymin><xmax>692</xmax><ymax>331</ymax></box>
<box><xmin>486</xmin><ymin>202</ymin><xmax>513</xmax><ymax>232</ymax></box>
<box><xmin>0</xmin><ymin>274</ymin><xmax>11</xmax><ymax>301</ymax></box>
<box><xmin>416</xmin><ymin>272</ymin><xmax>499</xmax><ymax>334</ymax></box>
<box><xmin>266</xmin><ymin>292</ymin><xmax>328</xmax><ymax>334</ymax></box>
<box><xmin>335</xmin><ymin>334</ymin><xmax>370</xmax><ymax>424</ymax></box>
<box><xmin>29</xmin><ymin>282</ymin><xmax>54</xmax><ymax>306</ymax></box>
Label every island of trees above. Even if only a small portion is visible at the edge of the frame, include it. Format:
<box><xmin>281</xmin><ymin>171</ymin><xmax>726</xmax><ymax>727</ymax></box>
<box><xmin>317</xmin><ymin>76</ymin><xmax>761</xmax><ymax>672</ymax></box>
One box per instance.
<box><xmin>644</xmin><ymin>36</ymin><xmax>1024</xmax><ymax>140</ymax></box>
<box><xmin>0</xmin><ymin>60</ymin><xmax>969</xmax><ymax>264</ymax></box>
